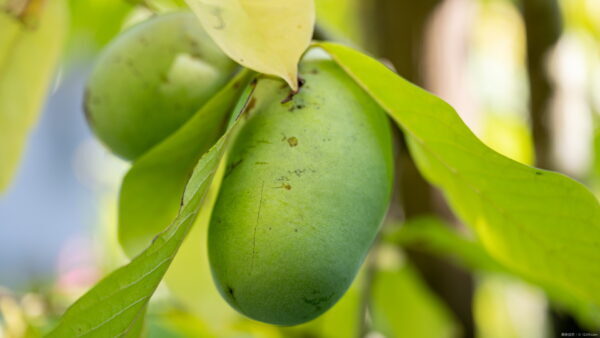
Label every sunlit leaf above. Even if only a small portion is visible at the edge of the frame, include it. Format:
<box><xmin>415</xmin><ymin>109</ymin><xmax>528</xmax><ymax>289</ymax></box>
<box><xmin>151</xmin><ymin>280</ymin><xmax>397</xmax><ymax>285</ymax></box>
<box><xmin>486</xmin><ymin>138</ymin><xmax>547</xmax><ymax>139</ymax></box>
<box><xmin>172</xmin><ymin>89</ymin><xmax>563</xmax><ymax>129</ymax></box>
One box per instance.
<box><xmin>185</xmin><ymin>0</ymin><xmax>315</xmax><ymax>91</ymax></box>
<box><xmin>481</xmin><ymin>113</ymin><xmax>534</xmax><ymax>166</ymax></box>
<box><xmin>317</xmin><ymin>42</ymin><xmax>600</xmax><ymax>310</ymax></box>
<box><xmin>371</xmin><ymin>266</ymin><xmax>459</xmax><ymax>338</ymax></box>
<box><xmin>389</xmin><ymin>216</ymin><xmax>600</xmax><ymax>329</ymax></box>
<box><xmin>119</xmin><ymin>70</ymin><xmax>253</xmax><ymax>256</ymax></box>
<box><xmin>46</xmin><ymin>79</ymin><xmax>256</xmax><ymax>338</ymax></box>
<box><xmin>0</xmin><ymin>0</ymin><xmax>68</xmax><ymax>192</ymax></box>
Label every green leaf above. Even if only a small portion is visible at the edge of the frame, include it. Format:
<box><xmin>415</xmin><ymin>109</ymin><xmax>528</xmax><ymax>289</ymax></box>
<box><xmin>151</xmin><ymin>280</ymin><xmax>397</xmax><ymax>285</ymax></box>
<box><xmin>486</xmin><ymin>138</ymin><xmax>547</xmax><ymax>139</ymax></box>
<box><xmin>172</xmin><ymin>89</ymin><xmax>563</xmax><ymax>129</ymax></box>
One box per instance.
<box><xmin>185</xmin><ymin>0</ymin><xmax>315</xmax><ymax>91</ymax></box>
<box><xmin>46</xmin><ymin>79</ymin><xmax>256</xmax><ymax>338</ymax></box>
<box><xmin>387</xmin><ymin>217</ymin><xmax>507</xmax><ymax>275</ymax></box>
<box><xmin>0</xmin><ymin>0</ymin><xmax>68</xmax><ymax>192</ymax></box>
<box><xmin>163</xmin><ymin>169</ymin><xmax>244</xmax><ymax>335</ymax></box>
<box><xmin>389</xmin><ymin>216</ymin><xmax>600</xmax><ymax>329</ymax></box>
<box><xmin>119</xmin><ymin>70</ymin><xmax>253</xmax><ymax>257</ymax></box>
<box><xmin>316</xmin><ymin>42</ymin><xmax>600</xmax><ymax>308</ymax></box>
<box><xmin>371</xmin><ymin>266</ymin><xmax>459</xmax><ymax>338</ymax></box>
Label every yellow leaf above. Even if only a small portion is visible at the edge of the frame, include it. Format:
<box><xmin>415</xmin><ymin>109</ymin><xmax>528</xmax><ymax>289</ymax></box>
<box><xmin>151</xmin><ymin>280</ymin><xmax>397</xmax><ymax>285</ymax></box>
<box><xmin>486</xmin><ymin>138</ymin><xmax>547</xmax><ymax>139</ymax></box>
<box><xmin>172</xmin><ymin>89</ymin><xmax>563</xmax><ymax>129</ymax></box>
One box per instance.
<box><xmin>185</xmin><ymin>0</ymin><xmax>315</xmax><ymax>91</ymax></box>
<box><xmin>0</xmin><ymin>0</ymin><xmax>68</xmax><ymax>191</ymax></box>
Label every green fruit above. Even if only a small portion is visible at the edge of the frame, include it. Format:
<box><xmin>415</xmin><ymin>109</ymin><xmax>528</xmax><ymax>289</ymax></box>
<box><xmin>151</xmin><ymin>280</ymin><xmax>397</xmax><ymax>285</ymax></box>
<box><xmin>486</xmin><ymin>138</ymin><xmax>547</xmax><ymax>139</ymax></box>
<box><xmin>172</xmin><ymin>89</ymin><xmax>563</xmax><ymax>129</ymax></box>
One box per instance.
<box><xmin>85</xmin><ymin>12</ymin><xmax>237</xmax><ymax>160</ymax></box>
<box><xmin>208</xmin><ymin>59</ymin><xmax>394</xmax><ymax>325</ymax></box>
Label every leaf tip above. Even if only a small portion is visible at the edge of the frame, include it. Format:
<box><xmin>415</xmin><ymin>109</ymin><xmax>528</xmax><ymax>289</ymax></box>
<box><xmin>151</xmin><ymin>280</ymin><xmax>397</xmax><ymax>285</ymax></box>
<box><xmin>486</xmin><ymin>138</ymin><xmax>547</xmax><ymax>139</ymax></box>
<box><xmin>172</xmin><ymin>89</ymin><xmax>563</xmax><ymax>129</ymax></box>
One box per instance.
<box><xmin>283</xmin><ymin>71</ymin><xmax>299</xmax><ymax>92</ymax></box>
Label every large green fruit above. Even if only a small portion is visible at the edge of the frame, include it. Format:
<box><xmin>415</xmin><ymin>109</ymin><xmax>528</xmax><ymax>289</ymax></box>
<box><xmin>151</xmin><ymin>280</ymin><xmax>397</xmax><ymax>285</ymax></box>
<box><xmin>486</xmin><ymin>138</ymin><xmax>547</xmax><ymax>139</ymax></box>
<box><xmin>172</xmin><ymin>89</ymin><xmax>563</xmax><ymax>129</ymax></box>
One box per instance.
<box><xmin>85</xmin><ymin>12</ymin><xmax>237</xmax><ymax>160</ymax></box>
<box><xmin>208</xmin><ymin>59</ymin><xmax>394</xmax><ymax>325</ymax></box>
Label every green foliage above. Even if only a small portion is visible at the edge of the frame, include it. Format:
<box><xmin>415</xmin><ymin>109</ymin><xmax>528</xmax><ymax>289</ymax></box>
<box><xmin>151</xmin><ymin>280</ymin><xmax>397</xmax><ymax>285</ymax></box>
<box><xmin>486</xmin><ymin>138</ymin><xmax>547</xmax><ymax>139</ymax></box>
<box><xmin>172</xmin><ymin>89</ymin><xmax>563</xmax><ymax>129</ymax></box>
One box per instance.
<box><xmin>0</xmin><ymin>0</ymin><xmax>68</xmax><ymax>192</ymax></box>
<box><xmin>118</xmin><ymin>69</ymin><xmax>252</xmax><ymax>257</ymax></box>
<box><xmin>387</xmin><ymin>217</ymin><xmax>507</xmax><ymax>274</ymax></box>
<box><xmin>46</xmin><ymin>78</ymin><xmax>255</xmax><ymax>337</ymax></box>
<box><xmin>41</xmin><ymin>10</ymin><xmax>600</xmax><ymax>333</ymax></box>
<box><xmin>85</xmin><ymin>12</ymin><xmax>237</xmax><ymax>161</ymax></box>
<box><xmin>208</xmin><ymin>59</ymin><xmax>394</xmax><ymax>325</ymax></box>
<box><xmin>371</xmin><ymin>266</ymin><xmax>459</xmax><ymax>338</ymax></box>
<box><xmin>390</xmin><ymin>216</ymin><xmax>600</xmax><ymax>329</ymax></box>
<box><xmin>316</xmin><ymin>41</ymin><xmax>600</xmax><ymax>318</ymax></box>
<box><xmin>162</xmin><ymin>176</ymin><xmax>243</xmax><ymax>335</ymax></box>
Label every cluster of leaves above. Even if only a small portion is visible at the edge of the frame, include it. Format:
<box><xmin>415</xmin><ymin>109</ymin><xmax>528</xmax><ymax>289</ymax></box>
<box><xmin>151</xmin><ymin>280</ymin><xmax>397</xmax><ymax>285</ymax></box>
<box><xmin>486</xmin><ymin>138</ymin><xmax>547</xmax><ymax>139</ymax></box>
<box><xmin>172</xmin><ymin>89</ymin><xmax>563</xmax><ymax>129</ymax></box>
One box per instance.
<box><xmin>1</xmin><ymin>0</ymin><xmax>599</xmax><ymax>336</ymax></box>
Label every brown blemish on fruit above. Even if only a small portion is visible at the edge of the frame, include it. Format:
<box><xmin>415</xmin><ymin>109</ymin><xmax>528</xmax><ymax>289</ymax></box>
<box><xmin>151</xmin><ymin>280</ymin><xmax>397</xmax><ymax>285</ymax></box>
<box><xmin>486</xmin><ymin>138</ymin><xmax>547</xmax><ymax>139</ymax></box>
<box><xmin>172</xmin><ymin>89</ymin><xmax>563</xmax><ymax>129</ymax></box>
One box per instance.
<box><xmin>272</xmin><ymin>183</ymin><xmax>292</xmax><ymax>190</ymax></box>
<box><xmin>287</xmin><ymin>137</ymin><xmax>298</xmax><ymax>147</ymax></box>
<box><xmin>255</xmin><ymin>161</ymin><xmax>269</xmax><ymax>165</ymax></box>
<box><xmin>226</xmin><ymin>285</ymin><xmax>237</xmax><ymax>304</ymax></box>
<box><xmin>288</xmin><ymin>168</ymin><xmax>316</xmax><ymax>177</ymax></box>
<box><xmin>302</xmin><ymin>292</ymin><xmax>335</xmax><ymax>311</ymax></box>
<box><xmin>288</xmin><ymin>103</ymin><xmax>305</xmax><ymax>112</ymax></box>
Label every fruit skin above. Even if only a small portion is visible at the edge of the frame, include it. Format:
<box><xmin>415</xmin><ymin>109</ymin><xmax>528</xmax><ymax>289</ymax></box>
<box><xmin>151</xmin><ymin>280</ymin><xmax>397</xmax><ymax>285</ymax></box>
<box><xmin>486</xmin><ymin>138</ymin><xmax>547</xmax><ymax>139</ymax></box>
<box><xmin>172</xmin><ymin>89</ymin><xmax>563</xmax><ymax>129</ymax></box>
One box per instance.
<box><xmin>85</xmin><ymin>12</ymin><xmax>237</xmax><ymax>160</ymax></box>
<box><xmin>208</xmin><ymin>59</ymin><xmax>394</xmax><ymax>326</ymax></box>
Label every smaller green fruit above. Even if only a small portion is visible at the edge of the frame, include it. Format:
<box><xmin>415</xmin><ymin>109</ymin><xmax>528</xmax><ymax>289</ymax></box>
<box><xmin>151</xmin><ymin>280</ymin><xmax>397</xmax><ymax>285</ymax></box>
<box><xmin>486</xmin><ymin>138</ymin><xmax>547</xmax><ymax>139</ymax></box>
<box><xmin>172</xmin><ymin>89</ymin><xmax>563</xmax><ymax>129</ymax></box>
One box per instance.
<box><xmin>85</xmin><ymin>12</ymin><xmax>237</xmax><ymax>160</ymax></box>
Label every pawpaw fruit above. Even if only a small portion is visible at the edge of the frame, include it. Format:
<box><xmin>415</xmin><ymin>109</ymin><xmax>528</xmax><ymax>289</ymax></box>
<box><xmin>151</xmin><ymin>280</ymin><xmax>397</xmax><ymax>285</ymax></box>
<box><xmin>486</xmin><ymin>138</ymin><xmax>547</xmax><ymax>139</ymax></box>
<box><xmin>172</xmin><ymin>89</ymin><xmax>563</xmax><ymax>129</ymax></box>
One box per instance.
<box><xmin>208</xmin><ymin>58</ymin><xmax>394</xmax><ymax>325</ymax></box>
<box><xmin>85</xmin><ymin>12</ymin><xmax>236</xmax><ymax>160</ymax></box>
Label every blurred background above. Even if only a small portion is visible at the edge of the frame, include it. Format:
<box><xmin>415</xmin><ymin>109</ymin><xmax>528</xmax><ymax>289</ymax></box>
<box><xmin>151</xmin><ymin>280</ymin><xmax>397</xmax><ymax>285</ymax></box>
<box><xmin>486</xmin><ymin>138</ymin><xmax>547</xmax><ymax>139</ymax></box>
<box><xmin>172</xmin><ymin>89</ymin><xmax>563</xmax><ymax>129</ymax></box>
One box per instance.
<box><xmin>0</xmin><ymin>0</ymin><xmax>599</xmax><ymax>337</ymax></box>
